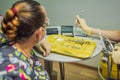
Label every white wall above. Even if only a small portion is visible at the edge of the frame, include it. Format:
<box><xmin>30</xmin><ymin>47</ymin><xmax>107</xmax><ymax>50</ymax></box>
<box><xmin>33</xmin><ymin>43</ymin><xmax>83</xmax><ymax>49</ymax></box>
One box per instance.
<box><xmin>40</xmin><ymin>0</ymin><xmax>120</xmax><ymax>30</ymax></box>
<box><xmin>1</xmin><ymin>0</ymin><xmax>120</xmax><ymax>29</ymax></box>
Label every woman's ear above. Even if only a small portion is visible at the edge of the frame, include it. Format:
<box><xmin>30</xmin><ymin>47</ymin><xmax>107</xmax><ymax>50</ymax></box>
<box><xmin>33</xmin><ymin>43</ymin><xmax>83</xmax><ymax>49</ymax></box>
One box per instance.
<box><xmin>35</xmin><ymin>27</ymin><xmax>44</xmax><ymax>42</ymax></box>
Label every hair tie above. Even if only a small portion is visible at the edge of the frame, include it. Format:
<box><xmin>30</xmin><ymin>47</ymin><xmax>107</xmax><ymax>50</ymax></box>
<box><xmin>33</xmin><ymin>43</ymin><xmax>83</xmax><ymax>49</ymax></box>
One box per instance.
<box><xmin>12</xmin><ymin>8</ymin><xmax>18</xmax><ymax>15</ymax></box>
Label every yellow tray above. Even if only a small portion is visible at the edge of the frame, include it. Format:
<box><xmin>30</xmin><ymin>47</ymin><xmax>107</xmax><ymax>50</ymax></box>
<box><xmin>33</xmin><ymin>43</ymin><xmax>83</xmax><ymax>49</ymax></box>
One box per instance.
<box><xmin>46</xmin><ymin>35</ymin><xmax>96</xmax><ymax>58</ymax></box>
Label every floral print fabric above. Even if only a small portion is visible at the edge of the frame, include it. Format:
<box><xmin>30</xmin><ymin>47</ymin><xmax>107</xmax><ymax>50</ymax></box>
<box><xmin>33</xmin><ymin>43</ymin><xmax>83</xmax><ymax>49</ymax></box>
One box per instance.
<box><xmin>0</xmin><ymin>34</ymin><xmax>50</xmax><ymax>80</ymax></box>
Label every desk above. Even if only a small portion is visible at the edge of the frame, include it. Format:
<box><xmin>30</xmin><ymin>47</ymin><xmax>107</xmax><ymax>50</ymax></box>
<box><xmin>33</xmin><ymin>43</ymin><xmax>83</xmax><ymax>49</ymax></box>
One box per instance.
<box><xmin>34</xmin><ymin>36</ymin><xmax>103</xmax><ymax>80</ymax></box>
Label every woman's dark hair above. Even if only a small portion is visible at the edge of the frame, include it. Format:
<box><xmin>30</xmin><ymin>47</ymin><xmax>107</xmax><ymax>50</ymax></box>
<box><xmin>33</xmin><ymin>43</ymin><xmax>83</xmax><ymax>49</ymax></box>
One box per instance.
<box><xmin>1</xmin><ymin>0</ymin><xmax>46</xmax><ymax>42</ymax></box>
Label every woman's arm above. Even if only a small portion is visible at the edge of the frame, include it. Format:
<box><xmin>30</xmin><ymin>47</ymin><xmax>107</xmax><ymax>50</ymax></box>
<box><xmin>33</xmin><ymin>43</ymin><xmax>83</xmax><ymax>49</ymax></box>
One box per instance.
<box><xmin>91</xmin><ymin>28</ymin><xmax>120</xmax><ymax>41</ymax></box>
<box><xmin>76</xmin><ymin>15</ymin><xmax>120</xmax><ymax>42</ymax></box>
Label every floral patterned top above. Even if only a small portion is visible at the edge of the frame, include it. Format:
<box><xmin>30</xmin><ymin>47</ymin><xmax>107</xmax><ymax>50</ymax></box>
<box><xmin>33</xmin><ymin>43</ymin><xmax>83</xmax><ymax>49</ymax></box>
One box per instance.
<box><xmin>0</xmin><ymin>34</ymin><xmax>50</xmax><ymax>80</ymax></box>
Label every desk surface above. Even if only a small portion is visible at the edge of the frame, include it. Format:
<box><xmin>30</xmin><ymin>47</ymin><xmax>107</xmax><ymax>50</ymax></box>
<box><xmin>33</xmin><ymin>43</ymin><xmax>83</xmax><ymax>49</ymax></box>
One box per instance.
<box><xmin>34</xmin><ymin>36</ymin><xmax>103</xmax><ymax>62</ymax></box>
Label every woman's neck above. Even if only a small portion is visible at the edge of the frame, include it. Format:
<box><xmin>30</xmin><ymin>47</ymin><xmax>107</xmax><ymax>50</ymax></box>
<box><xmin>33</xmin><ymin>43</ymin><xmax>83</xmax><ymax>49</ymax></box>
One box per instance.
<box><xmin>14</xmin><ymin>42</ymin><xmax>34</xmax><ymax>58</ymax></box>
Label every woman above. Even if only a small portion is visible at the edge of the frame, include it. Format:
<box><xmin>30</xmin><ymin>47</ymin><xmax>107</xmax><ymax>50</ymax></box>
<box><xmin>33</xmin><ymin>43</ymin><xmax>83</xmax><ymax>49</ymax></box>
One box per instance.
<box><xmin>0</xmin><ymin>0</ymin><xmax>50</xmax><ymax>80</ymax></box>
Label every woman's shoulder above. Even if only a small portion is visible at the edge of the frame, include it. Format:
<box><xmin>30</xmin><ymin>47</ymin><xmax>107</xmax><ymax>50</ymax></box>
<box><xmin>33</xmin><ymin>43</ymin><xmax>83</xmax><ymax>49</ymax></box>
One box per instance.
<box><xmin>0</xmin><ymin>50</ymin><xmax>32</xmax><ymax>80</ymax></box>
<box><xmin>0</xmin><ymin>46</ymin><xmax>19</xmax><ymax>64</ymax></box>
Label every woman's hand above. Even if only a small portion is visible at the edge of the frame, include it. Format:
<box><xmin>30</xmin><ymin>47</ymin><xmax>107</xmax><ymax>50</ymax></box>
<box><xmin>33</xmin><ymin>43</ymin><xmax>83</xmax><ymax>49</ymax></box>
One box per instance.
<box><xmin>35</xmin><ymin>40</ymin><xmax>51</xmax><ymax>56</ymax></box>
<box><xmin>75</xmin><ymin>15</ymin><xmax>92</xmax><ymax>35</ymax></box>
